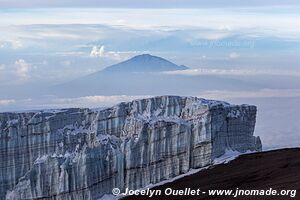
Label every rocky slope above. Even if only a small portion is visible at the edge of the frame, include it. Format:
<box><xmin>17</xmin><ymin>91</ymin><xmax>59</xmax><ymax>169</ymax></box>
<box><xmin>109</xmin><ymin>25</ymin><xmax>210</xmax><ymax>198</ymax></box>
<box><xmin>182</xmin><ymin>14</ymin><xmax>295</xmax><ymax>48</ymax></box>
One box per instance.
<box><xmin>124</xmin><ymin>148</ymin><xmax>300</xmax><ymax>200</ymax></box>
<box><xmin>0</xmin><ymin>96</ymin><xmax>261</xmax><ymax>199</ymax></box>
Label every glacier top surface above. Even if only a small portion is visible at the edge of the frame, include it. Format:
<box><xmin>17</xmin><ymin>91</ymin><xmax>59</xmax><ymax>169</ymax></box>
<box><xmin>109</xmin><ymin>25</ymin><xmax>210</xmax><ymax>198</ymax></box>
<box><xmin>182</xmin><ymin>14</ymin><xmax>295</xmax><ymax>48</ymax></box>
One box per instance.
<box><xmin>0</xmin><ymin>96</ymin><xmax>252</xmax><ymax>115</ymax></box>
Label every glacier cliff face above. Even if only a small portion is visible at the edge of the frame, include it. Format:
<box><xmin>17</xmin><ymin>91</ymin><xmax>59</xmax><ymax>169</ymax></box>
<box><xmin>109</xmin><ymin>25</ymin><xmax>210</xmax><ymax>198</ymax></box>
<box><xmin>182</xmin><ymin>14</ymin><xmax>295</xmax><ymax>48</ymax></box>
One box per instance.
<box><xmin>0</xmin><ymin>96</ymin><xmax>261</xmax><ymax>200</ymax></box>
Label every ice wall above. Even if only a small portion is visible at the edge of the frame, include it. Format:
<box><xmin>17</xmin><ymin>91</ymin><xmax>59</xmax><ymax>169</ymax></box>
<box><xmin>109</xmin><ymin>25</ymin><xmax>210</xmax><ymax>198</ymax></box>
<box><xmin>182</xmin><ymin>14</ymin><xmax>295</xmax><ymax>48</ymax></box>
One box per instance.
<box><xmin>0</xmin><ymin>96</ymin><xmax>261</xmax><ymax>200</ymax></box>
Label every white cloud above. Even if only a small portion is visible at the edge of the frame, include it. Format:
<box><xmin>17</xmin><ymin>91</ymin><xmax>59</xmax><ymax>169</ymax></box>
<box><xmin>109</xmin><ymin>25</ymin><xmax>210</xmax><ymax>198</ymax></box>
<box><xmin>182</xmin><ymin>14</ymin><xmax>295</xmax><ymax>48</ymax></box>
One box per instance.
<box><xmin>11</xmin><ymin>40</ymin><xmax>23</xmax><ymax>49</ymax></box>
<box><xmin>198</xmin><ymin>89</ymin><xmax>300</xmax><ymax>99</ymax></box>
<box><xmin>0</xmin><ymin>40</ymin><xmax>23</xmax><ymax>49</ymax></box>
<box><xmin>36</xmin><ymin>31</ymin><xmax>82</xmax><ymax>40</ymax></box>
<box><xmin>90</xmin><ymin>45</ymin><xmax>105</xmax><ymax>57</ymax></box>
<box><xmin>0</xmin><ymin>64</ymin><xmax>5</xmax><ymax>71</ymax></box>
<box><xmin>41</xmin><ymin>60</ymin><xmax>48</xmax><ymax>65</ymax></box>
<box><xmin>0</xmin><ymin>64</ymin><xmax>5</xmax><ymax>80</ymax></box>
<box><xmin>55</xmin><ymin>95</ymin><xmax>150</xmax><ymax>107</ymax></box>
<box><xmin>229</xmin><ymin>52</ymin><xmax>240</xmax><ymax>59</ymax></box>
<box><xmin>90</xmin><ymin>45</ymin><xmax>134</xmax><ymax>61</ymax></box>
<box><xmin>1</xmin><ymin>8</ymin><xmax>300</xmax><ymax>40</ymax></box>
<box><xmin>105</xmin><ymin>51</ymin><xmax>123</xmax><ymax>61</ymax></box>
<box><xmin>0</xmin><ymin>95</ymin><xmax>152</xmax><ymax>111</ymax></box>
<box><xmin>15</xmin><ymin>59</ymin><xmax>31</xmax><ymax>80</ymax></box>
<box><xmin>116</xmin><ymin>19</ymin><xmax>126</xmax><ymax>24</ymax></box>
<box><xmin>60</xmin><ymin>60</ymin><xmax>72</xmax><ymax>66</ymax></box>
<box><xmin>0</xmin><ymin>99</ymin><xmax>16</xmax><ymax>106</ymax></box>
<box><xmin>190</xmin><ymin>31</ymin><xmax>231</xmax><ymax>41</ymax></box>
<box><xmin>163</xmin><ymin>68</ymin><xmax>300</xmax><ymax>76</ymax></box>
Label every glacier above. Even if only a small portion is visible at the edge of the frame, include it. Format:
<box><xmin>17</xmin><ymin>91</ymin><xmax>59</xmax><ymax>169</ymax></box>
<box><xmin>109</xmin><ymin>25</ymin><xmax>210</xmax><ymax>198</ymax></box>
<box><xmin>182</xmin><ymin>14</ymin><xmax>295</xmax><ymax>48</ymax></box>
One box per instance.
<box><xmin>0</xmin><ymin>96</ymin><xmax>261</xmax><ymax>199</ymax></box>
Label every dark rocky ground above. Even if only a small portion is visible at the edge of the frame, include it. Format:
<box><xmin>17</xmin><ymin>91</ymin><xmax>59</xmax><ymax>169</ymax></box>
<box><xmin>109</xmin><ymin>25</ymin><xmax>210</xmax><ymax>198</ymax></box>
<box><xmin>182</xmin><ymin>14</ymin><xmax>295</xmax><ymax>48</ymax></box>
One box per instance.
<box><xmin>123</xmin><ymin>148</ymin><xmax>300</xmax><ymax>200</ymax></box>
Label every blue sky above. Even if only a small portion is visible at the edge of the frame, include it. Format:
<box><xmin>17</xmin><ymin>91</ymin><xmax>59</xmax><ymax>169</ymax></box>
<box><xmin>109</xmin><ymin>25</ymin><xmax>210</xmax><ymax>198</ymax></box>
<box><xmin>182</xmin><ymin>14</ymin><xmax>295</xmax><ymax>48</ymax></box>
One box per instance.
<box><xmin>1</xmin><ymin>0</ymin><xmax>300</xmax><ymax>8</ymax></box>
<box><xmin>0</xmin><ymin>2</ymin><xmax>300</xmax><ymax>149</ymax></box>
<box><xmin>0</xmin><ymin>5</ymin><xmax>300</xmax><ymax>102</ymax></box>
<box><xmin>0</xmin><ymin>7</ymin><xmax>300</xmax><ymax>87</ymax></box>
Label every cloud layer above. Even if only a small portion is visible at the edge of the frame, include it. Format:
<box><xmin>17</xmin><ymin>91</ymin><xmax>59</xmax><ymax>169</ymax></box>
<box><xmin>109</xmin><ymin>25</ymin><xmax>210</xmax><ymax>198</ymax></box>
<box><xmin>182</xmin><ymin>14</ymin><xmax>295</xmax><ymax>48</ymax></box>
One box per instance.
<box><xmin>164</xmin><ymin>68</ymin><xmax>300</xmax><ymax>76</ymax></box>
<box><xmin>199</xmin><ymin>89</ymin><xmax>300</xmax><ymax>99</ymax></box>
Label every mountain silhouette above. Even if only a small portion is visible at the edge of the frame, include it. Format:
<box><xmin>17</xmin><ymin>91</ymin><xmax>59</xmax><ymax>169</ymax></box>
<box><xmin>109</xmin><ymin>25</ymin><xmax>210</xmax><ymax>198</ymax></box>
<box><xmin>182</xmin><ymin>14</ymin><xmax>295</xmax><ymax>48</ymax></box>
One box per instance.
<box><xmin>101</xmin><ymin>54</ymin><xmax>188</xmax><ymax>73</ymax></box>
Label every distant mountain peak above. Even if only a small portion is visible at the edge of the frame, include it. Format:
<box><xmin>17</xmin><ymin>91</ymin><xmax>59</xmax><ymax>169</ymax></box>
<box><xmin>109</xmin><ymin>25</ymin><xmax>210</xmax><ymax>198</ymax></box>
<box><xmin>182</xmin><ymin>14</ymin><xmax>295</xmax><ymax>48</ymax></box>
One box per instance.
<box><xmin>133</xmin><ymin>53</ymin><xmax>153</xmax><ymax>58</ymax></box>
<box><xmin>129</xmin><ymin>54</ymin><xmax>165</xmax><ymax>60</ymax></box>
<box><xmin>102</xmin><ymin>54</ymin><xmax>188</xmax><ymax>73</ymax></box>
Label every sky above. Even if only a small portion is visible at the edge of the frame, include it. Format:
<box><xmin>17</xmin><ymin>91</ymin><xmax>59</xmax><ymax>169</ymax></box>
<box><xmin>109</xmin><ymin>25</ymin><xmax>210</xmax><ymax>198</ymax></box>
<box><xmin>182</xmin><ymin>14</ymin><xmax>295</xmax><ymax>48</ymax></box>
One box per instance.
<box><xmin>1</xmin><ymin>0</ymin><xmax>300</xmax><ymax>8</ymax></box>
<box><xmin>0</xmin><ymin>1</ymin><xmax>300</xmax><ymax>149</ymax></box>
<box><xmin>0</xmin><ymin>2</ymin><xmax>300</xmax><ymax>104</ymax></box>
<box><xmin>0</xmin><ymin>7</ymin><xmax>300</xmax><ymax>86</ymax></box>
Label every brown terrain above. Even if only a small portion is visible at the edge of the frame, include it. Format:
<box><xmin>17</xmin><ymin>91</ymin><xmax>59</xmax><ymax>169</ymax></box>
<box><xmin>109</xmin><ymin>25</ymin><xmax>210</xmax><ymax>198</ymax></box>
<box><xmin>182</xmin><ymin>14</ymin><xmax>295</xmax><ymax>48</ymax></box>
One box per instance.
<box><xmin>123</xmin><ymin>148</ymin><xmax>300</xmax><ymax>200</ymax></box>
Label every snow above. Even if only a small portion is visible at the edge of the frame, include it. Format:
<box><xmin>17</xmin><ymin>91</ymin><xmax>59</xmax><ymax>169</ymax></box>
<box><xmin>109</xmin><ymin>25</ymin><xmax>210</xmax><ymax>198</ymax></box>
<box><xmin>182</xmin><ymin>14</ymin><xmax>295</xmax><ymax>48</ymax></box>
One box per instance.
<box><xmin>196</xmin><ymin>97</ymin><xmax>229</xmax><ymax>108</ymax></box>
<box><xmin>213</xmin><ymin>149</ymin><xmax>254</xmax><ymax>164</ymax></box>
<box><xmin>61</xmin><ymin>124</ymin><xmax>89</xmax><ymax>136</ymax></box>
<box><xmin>43</xmin><ymin>109</ymin><xmax>65</xmax><ymax>114</ymax></box>
<box><xmin>34</xmin><ymin>155</ymin><xmax>49</xmax><ymax>164</ymax></box>
<box><xmin>97</xmin><ymin>134</ymin><xmax>110</xmax><ymax>145</ymax></box>
<box><xmin>227</xmin><ymin>110</ymin><xmax>241</xmax><ymax>118</ymax></box>
<box><xmin>91</xmin><ymin>107</ymin><xmax>108</xmax><ymax>112</ymax></box>
<box><xmin>7</xmin><ymin>119</ymin><xmax>19</xmax><ymax>126</ymax></box>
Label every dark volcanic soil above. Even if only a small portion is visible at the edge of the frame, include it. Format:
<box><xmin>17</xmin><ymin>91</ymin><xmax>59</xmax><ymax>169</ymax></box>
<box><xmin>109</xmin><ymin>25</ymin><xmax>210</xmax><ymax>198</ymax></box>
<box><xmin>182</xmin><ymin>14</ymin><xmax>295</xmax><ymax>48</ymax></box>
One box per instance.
<box><xmin>123</xmin><ymin>148</ymin><xmax>300</xmax><ymax>200</ymax></box>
